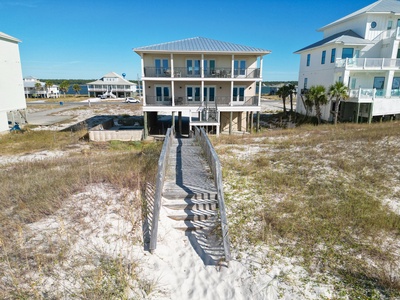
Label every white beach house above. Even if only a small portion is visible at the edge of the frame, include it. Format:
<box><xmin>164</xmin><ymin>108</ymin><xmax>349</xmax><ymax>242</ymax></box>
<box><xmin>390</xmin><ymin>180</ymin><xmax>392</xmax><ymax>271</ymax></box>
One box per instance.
<box><xmin>23</xmin><ymin>77</ymin><xmax>60</xmax><ymax>98</ymax></box>
<box><xmin>296</xmin><ymin>0</ymin><xmax>400</xmax><ymax>123</ymax></box>
<box><xmin>87</xmin><ymin>72</ymin><xmax>137</xmax><ymax>98</ymax></box>
<box><xmin>133</xmin><ymin>37</ymin><xmax>271</xmax><ymax>136</ymax></box>
<box><xmin>0</xmin><ymin>32</ymin><xmax>26</xmax><ymax>133</ymax></box>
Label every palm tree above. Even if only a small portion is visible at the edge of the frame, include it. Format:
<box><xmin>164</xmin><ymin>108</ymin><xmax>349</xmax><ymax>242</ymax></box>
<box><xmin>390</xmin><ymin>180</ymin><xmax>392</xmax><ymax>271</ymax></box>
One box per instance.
<box><xmin>72</xmin><ymin>84</ymin><xmax>81</xmax><ymax>96</ymax></box>
<box><xmin>277</xmin><ymin>85</ymin><xmax>290</xmax><ymax>115</ymax></box>
<box><xmin>45</xmin><ymin>81</ymin><xmax>53</xmax><ymax>98</ymax></box>
<box><xmin>306</xmin><ymin>85</ymin><xmax>328</xmax><ymax>125</ymax></box>
<box><xmin>329</xmin><ymin>81</ymin><xmax>349</xmax><ymax>125</ymax></box>
<box><xmin>34</xmin><ymin>82</ymin><xmax>42</xmax><ymax>98</ymax></box>
<box><xmin>59</xmin><ymin>81</ymin><xmax>70</xmax><ymax>97</ymax></box>
<box><xmin>287</xmin><ymin>83</ymin><xmax>297</xmax><ymax>113</ymax></box>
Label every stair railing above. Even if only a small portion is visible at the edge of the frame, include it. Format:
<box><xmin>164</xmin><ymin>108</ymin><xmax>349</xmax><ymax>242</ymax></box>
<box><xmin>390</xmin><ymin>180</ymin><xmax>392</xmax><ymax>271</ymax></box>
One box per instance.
<box><xmin>193</xmin><ymin>126</ymin><xmax>232</xmax><ymax>263</ymax></box>
<box><xmin>149</xmin><ymin>125</ymin><xmax>175</xmax><ymax>252</ymax></box>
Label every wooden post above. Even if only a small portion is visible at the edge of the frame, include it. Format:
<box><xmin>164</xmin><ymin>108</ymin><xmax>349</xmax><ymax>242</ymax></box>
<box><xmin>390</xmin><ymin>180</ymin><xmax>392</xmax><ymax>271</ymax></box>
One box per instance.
<box><xmin>356</xmin><ymin>103</ymin><xmax>360</xmax><ymax>124</ymax></box>
<box><xmin>250</xmin><ymin>111</ymin><xmax>254</xmax><ymax>133</ymax></box>
<box><xmin>178</xmin><ymin>111</ymin><xmax>182</xmax><ymax>135</ymax></box>
<box><xmin>256</xmin><ymin>112</ymin><xmax>260</xmax><ymax>133</ymax></box>
<box><xmin>144</xmin><ymin>112</ymin><xmax>148</xmax><ymax>139</ymax></box>
<box><xmin>229</xmin><ymin>111</ymin><xmax>233</xmax><ymax>135</ymax></box>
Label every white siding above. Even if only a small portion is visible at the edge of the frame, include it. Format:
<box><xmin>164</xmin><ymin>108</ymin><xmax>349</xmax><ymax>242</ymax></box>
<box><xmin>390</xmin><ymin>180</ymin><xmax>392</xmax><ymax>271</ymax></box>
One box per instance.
<box><xmin>0</xmin><ymin>36</ymin><xmax>25</xmax><ymax>112</ymax></box>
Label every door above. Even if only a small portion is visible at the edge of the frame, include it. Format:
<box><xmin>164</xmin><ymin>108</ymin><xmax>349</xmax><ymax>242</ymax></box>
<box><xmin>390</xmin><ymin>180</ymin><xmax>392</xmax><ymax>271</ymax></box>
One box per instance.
<box><xmin>155</xmin><ymin>59</ymin><xmax>168</xmax><ymax>76</ymax></box>
<box><xmin>186</xmin><ymin>86</ymin><xmax>201</xmax><ymax>102</ymax></box>
<box><xmin>234</xmin><ymin>60</ymin><xmax>246</xmax><ymax>76</ymax></box>
<box><xmin>187</xmin><ymin>59</ymin><xmax>201</xmax><ymax>76</ymax></box>
<box><xmin>233</xmin><ymin>87</ymin><xmax>245</xmax><ymax>102</ymax></box>
<box><xmin>156</xmin><ymin>86</ymin><xmax>170</xmax><ymax>102</ymax></box>
<box><xmin>203</xmin><ymin>87</ymin><xmax>215</xmax><ymax>102</ymax></box>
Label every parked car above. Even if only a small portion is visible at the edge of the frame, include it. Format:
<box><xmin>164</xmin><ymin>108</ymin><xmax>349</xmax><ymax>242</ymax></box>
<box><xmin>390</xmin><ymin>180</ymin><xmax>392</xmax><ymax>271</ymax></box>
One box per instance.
<box><xmin>125</xmin><ymin>97</ymin><xmax>140</xmax><ymax>103</ymax></box>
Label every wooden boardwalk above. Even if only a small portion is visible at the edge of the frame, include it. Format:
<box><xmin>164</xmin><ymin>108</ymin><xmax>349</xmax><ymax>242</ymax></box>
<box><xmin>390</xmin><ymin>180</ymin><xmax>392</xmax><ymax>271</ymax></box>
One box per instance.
<box><xmin>162</xmin><ymin>137</ymin><xmax>219</xmax><ymax>231</ymax></box>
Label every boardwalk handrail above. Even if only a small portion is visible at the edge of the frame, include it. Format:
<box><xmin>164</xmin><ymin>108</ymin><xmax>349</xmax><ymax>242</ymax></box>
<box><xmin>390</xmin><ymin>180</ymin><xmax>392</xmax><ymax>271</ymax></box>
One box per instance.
<box><xmin>193</xmin><ymin>126</ymin><xmax>232</xmax><ymax>263</ymax></box>
<box><xmin>149</xmin><ymin>125</ymin><xmax>175</xmax><ymax>252</ymax></box>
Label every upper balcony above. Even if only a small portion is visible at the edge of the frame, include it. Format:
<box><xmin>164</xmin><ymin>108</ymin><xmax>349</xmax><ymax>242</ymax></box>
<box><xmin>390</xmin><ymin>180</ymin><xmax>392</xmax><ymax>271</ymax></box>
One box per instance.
<box><xmin>335</xmin><ymin>58</ymin><xmax>400</xmax><ymax>70</ymax></box>
<box><xmin>143</xmin><ymin>67</ymin><xmax>261</xmax><ymax>79</ymax></box>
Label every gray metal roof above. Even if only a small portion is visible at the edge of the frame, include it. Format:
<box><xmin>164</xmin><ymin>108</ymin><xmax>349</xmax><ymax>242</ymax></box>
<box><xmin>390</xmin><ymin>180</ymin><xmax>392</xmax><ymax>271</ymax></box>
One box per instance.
<box><xmin>134</xmin><ymin>37</ymin><xmax>271</xmax><ymax>54</ymax></box>
<box><xmin>319</xmin><ymin>0</ymin><xmax>400</xmax><ymax>31</ymax></box>
<box><xmin>87</xmin><ymin>72</ymin><xmax>134</xmax><ymax>85</ymax></box>
<box><xmin>294</xmin><ymin>30</ymin><xmax>372</xmax><ymax>53</ymax></box>
<box><xmin>0</xmin><ymin>31</ymin><xmax>21</xmax><ymax>43</ymax></box>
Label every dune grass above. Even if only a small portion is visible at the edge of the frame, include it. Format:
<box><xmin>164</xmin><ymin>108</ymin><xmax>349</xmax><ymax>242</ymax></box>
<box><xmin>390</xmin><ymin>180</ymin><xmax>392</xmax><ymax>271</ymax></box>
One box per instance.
<box><xmin>0</xmin><ymin>130</ymin><xmax>161</xmax><ymax>298</ymax></box>
<box><xmin>214</xmin><ymin>121</ymin><xmax>400</xmax><ymax>298</ymax></box>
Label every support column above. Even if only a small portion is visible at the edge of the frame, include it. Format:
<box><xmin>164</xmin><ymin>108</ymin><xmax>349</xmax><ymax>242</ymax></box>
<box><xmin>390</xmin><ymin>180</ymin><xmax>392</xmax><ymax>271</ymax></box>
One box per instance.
<box><xmin>368</xmin><ymin>101</ymin><xmax>374</xmax><ymax>124</ymax></box>
<box><xmin>385</xmin><ymin>70</ymin><xmax>395</xmax><ymax>98</ymax></box>
<box><xmin>172</xmin><ymin>111</ymin><xmax>175</xmax><ymax>128</ymax></box>
<box><xmin>229</xmin><ymin>111</ymin><xmax>233</xmax><ymax>135</ymax></box>
<box><xmin>355</xmin><ymin>103</ymin><xmax>360</xmax><ymax>124</ymax></box>
<box><xmin>256</xmin><ymin>111</ymin><xmax>260</xmax><ymax>133</ymax></box>
<box><xmin>143</xmin><ymin>112</ymin><xmax>148</xmax><ymax>139</ymax></box>
<box><xmin>250</xmin><ymin>111</ymin><xmax>254</xmax><ymax>133</ymax></box>
<box><xmin>178</xmin><ymin>111</ymin><xmax>182</xmax><ymax>136</ymax></box>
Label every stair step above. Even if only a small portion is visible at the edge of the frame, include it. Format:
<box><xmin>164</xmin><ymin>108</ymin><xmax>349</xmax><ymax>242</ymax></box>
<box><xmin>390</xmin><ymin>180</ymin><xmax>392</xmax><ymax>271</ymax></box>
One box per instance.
<box><xmin>162</xmin><ymin>190</ymin><xmax>218</xmax><ymax>200</ymax></box>
<box><xmin>167</xmin><ymin>209</ymin><xmax>217</xmax><ymax>221</ymax></box>
<box><xmin>173</xmin><ymin>220</ymin><xmax>216</xmax><ymax>231</ymax></box>
<box><xmin>164</xmin><ymin>201</ymin><xmax>218</xmax><ymax>211</ymax></box>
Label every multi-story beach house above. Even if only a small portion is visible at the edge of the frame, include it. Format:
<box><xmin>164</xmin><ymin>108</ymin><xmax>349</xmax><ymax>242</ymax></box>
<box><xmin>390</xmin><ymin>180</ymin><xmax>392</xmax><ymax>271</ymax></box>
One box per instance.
<box><xmin>296</xmin><ymin>0</ymin><xmax>400</xmax><ymax>123</ymax></box>
<box><xmin>87</xmin><ymin>72</ymin><xmax>137</xmax><ymax>98</ymax></box>
<box><xmin>133</xmin><ymin>37</ymin><xmax>270</xmax><ymax>136</ymax></box>
<box><xmin>23</xmin><ymin>77</ymin><xmax>60</xmax><ymax>98</ymax></box>
<box><xmin>0</xmin><ymin>32</ymin><xmax>26</xmax><ymax>133</ymax></box>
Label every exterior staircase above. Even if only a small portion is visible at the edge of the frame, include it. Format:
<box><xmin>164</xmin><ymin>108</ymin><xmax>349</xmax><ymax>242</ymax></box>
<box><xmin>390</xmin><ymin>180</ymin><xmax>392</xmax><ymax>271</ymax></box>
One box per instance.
<box><xmin>162</xmin><ymin>137</ymin><xmax>219</xmax><ymax>231</ymax></box>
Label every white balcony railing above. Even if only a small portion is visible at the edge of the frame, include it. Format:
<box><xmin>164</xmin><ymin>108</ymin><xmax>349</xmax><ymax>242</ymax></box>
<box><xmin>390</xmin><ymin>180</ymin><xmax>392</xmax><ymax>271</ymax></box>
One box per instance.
<box><xmin>336</xmin><ymin>58</ymin><xmax>400</xmax><ymax>69</ymax></box>
<box><xmin>349</xmin><ymin>88</ymin><xmax>391</xmax><ymax>101</ymax></box>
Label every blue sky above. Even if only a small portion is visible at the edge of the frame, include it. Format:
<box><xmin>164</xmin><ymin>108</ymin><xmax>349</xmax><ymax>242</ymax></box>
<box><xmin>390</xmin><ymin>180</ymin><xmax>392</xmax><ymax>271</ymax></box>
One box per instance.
<box><xmin>0</xmin><ymin>0</ymin><xmax>373</xmax><ymax>81</ymax></box>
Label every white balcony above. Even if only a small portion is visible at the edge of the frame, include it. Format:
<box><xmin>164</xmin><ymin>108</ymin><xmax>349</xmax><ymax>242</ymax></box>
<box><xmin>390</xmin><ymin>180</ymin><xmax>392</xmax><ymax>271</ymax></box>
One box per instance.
<box><xmin>336</xmin><ymin>58</ymin><xmax>400</xmax><ymax>70</ymax></box>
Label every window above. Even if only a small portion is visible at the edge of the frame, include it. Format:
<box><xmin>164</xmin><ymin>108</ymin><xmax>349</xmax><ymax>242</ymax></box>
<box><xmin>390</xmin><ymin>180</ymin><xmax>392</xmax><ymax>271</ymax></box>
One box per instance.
<box><xmin>155</xmin><ymin>59</ymin><xmax>169</xmax><ymax>76</ymax></box>
<box><xmin>388</xmin><ymin>20</ymin><xmax>393</xmax><ymax>30</ymax></box>
<box><xmin>342</xmin><ymin>48</ymin><xmax>354</xmax><ymax>59</ymax></box>
<box><xmin>392</xmin><ymin>77</ymin><xmax>400</xmax><ymax>89</ymax></box>
<box><xmin>155</xmin><ymin>86</ymin><xmax>170</xmax><ymax>102</ymax></box>
<box><xmin>351</xmin><ymin>78</ymin><xmax>357</xmax><ymax>89</ymax></box>
<box><xmin>331</xmin><ymin>48</ymin><xmax>336</xmax><ymax>63</ymax></box>
<box><xmin>392</xmin><ymin>77</ymin><xmax>400</xmax><ymax>96</ymax></box>
<box><xmin>321</xmin><ymin>50</ymin><xmax>326</xmax><ymax>64</ymax></box>
<box><xmin>233</xmin><ymin>87</ymin><xmax>245</xmax><ymax>102</ymax></box>
<box><xmin>234</xmin><ymin>60</ymin><xmax>246</xmax><ymax>76</ymax></box>
<box><xmin>306</xmin><ymin>54</ymin><xmax>311</xmax><ymax>66</ymax></box>
<box><xmin>304</xmin><ymin>78</ymin><xmax>308</xmax><ymax>89</ymax></box>
<box><xmin>203</xmin><ymin>87</ymin><xmax>215</xmax><ymax>102</ymax></box>
<box><xmin>373</xmin><ymin>77</ymin><xmax>385</xmax><ymax>89</ymax></box>
<box><xmin>187</xmin><ymin>59</ymin><xmax>200</xmax><ymax>76</ymax></box>
<box><xmin>204</xmin><ymin>60</ymin><xmax>215</xmax><ymax>76</ymax></box>
<box><xmin>186</xmin><ymin>86</ymin><xmax>201</xmax><ymax>101</ymax></box>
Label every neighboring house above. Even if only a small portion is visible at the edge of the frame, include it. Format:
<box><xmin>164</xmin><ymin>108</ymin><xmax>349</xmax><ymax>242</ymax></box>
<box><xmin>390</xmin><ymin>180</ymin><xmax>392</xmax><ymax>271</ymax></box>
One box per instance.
<box><xmin>295</xmin><ymin>0</ymin><xmax>400</xmax><ymax>123</ymax></box>
<box><xmin>0</xmin><ymin>32</ymin><xmax>26</xmax><ymax>133</ymax></box>
<box><xmin>87</xmin><ymin>72</ymin><xmax>137</xmax><ymax>98</ymax></box>
<box><xmin>133</xmin><ymin>37</ymin><xmax>271</xmax><ymax>136</ymax></box>
<box><xmin>23</xmin><ymin>77</ymin><xmax>60</xmax><ymax>98</ymax></box>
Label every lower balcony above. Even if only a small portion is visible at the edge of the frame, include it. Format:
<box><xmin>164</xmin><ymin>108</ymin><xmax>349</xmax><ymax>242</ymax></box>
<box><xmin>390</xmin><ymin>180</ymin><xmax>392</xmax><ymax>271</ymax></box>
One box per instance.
<box><xmin>348</xmin><ymin>88</ymin><xmax>400</xmax><ymax>102</ymax></box>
